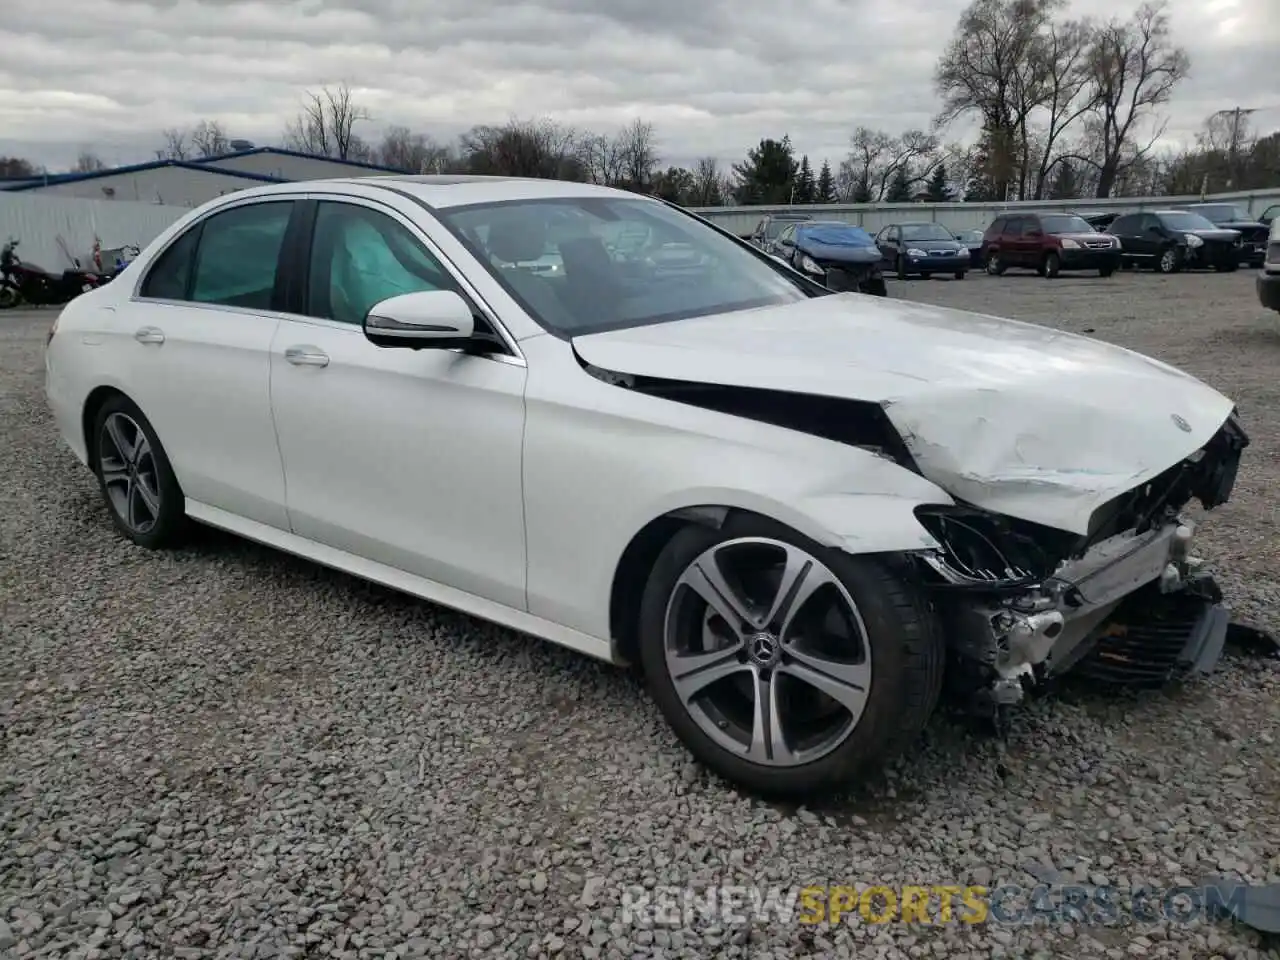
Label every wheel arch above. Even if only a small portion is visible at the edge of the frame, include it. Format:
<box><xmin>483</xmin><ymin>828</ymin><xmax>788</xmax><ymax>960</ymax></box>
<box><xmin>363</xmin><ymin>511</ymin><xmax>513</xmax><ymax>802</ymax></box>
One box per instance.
<box><xmin>607</xmin><ymin>493</ymin><xmax>948</xmax><ymax>669</ymax></box>
<box><xmin>81</xmin><ymin>385</ymin><xmax>131</xmax><ymax>462</ymax></box>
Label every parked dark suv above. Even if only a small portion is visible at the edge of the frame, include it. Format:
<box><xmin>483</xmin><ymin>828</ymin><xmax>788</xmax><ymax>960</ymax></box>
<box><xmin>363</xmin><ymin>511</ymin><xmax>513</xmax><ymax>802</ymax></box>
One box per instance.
<box><xmin>983</xmin><ymin>212</ymin><xmax>1122</xmax><ymax>278</ymax></box>
<box><xmin>1106</xmin><ymin>210</ymin><xmax>1242</xmax><ymax>273</ymax></box>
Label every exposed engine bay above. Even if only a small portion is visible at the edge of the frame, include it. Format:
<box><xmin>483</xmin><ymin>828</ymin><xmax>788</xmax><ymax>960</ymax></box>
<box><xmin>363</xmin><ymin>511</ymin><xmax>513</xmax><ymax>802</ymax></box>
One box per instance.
<box><xmin>581</xmin><ymin>363</ymin><xmax>1252</xmax><ymax>722</ymax></box>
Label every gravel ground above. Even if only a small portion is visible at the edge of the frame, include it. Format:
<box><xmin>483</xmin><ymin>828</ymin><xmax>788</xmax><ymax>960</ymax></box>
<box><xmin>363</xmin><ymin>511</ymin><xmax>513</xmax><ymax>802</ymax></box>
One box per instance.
<box><xmin>2</xmin><ymin>271</ymin><xmax>1279</xmax><ymax>960</ymax></box>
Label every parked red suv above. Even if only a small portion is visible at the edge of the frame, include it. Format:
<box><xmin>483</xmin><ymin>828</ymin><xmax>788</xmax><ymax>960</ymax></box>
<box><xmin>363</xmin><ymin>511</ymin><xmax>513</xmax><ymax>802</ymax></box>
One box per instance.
<box><xmin>983</xmin><ymin>212</ymin><xmax>1122</xmax><ymax>278</ymax></box>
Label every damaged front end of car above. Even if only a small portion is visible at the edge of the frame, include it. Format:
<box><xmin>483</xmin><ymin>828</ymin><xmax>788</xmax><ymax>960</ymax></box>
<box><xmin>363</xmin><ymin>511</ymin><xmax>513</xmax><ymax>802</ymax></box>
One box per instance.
<box><xmin>909</xmin><ymin>413</ymin><xmax>1250</xmax><ymax>719</ymax></box>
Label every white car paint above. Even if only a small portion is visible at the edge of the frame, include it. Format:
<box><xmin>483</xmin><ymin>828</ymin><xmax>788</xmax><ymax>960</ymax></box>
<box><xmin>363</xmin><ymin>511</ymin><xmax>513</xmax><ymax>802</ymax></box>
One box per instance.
<box><xmin>45</xmin><ymin>176</ymin><xmax>1237</xmax><ymax>674</ymax></box>
<box><xmin>573</xmin><ymin>293</ymin><xmax>1234</xmax><ymax>536</ymax></box>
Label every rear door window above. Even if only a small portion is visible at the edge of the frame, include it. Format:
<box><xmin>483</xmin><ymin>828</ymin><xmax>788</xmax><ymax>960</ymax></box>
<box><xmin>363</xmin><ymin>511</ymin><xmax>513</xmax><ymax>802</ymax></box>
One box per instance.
<box><xmin>189</xmin><ymin>201</ymin><xmax>295</xmax><ymax>309</ymax></box>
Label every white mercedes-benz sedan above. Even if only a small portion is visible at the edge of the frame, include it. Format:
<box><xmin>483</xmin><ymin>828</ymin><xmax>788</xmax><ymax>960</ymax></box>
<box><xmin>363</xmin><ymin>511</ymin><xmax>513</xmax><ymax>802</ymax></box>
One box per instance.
<box><xmin>46</xmin><ymin>175</ymin><xmax>1249</xmax><ymax>796</ymax></box>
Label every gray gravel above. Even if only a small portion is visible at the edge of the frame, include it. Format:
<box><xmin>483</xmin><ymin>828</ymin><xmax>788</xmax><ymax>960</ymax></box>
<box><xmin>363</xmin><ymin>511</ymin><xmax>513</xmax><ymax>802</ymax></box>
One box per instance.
<box><xmin>3</xmin><ymin>270</ymin><xmax>1279</xmax><ymax>960</ymax></box>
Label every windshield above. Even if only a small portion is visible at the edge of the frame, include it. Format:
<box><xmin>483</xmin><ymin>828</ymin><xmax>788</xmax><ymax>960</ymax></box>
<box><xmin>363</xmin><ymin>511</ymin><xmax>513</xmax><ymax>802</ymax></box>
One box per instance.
<box><xmin>899</xmin><ymin>223</ymin><xmax>956</xmax><ymax>241</ymax></box>
<box><xmin>440</xmin><ymin>197</ymin><xmax>825</xmax><ymax>336</ymax></box>
<box><xmin>1190</xmin><ymin>204</ymin><xmax>1249</xmax><ymax>222</ymax></box>
<box><xmin>956</xmin><ymin>229</ymin><xmax>983</xmax><ymax>242</ymax></box>
<box><xmin>1159</xmin><ymin>212</ymin><xmax>1218</xmax><ymax>231</ymax></box>
<box><xmin>1038</xmin><ymin>214</ymin><xmax>1095</xmax><ymax>234</ymax></box>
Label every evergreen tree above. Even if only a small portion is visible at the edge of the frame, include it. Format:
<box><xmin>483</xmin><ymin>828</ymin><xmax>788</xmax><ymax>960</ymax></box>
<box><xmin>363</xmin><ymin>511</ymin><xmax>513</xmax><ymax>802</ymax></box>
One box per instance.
<box><xmin>732</xmin><ymin>136</ymin><xmax>798</xmax><ymax>205</ymax></box>
<box><xmin>795</xmin><ymin>155</ymin><xmax>816</xmax><ymax>203</ymax></box>
<box><xmin>885</xmin><ymin>165</ymin><xmax>912</xmax><ymax>202</ymax></box>
<box><xmin>925</xmin><ymin>164</ymin><xmax>952</xmax><ymax>201</ymax></box>
<box><xmin>816</xmin><ymin>160</ymin><xmax>837</xmax><ymax>203</ymax></box>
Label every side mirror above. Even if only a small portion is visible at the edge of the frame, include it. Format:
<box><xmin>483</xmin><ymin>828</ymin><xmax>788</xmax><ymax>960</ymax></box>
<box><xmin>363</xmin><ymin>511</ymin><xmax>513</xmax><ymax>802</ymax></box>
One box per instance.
<box><xmin>363</xmin><ymin>290</ymin><xmax>476</xmax><ymax>349</ymax></box>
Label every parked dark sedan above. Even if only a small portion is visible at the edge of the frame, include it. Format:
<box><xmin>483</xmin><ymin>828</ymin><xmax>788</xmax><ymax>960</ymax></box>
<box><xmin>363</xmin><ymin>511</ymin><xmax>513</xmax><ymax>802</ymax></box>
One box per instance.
<box><xmin>1177</xmin><ymin>203</ymin><xmax>1267</xmax><ymax>266</ymax></box>
<box><xmin>773</xmin><ymin>220</ymin><xmax>887</xmax><ymax>295</ymax></box>
<box><xmin>875</xmin><ymin>222</ymin><xmax>971</xmax><ymax>279</ymax></box>
<box><xmin>1106</xmin><ymin>210</ymin><xmax>1242</xmax><ymax>273</ymax></box>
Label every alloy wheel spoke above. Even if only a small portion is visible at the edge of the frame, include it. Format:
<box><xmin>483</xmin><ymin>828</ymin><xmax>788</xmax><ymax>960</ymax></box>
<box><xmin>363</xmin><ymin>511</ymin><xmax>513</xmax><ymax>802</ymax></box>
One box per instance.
<box><xmin>100</xmin><ymin>461</ymin><xmax>130</xmax><ymax>488</ymax></box>
<box><xmin>667</xmin><ymin>643</ymin><xmax>748</xmax><ymax>703</ymax></box>
<box><xmin>133</xmin><ymin>473</ymin><xmax>161</xmax><ymax>520</ymax></box>
<box><xmin>763</xmin><ymin>549</ymin><xmax>837</xmax><ymax>639</ymax></box>
<box><xmin>104</xmin><ymin>415</ymin><xmax>138</xmax><ymax>464</ymax></box>
<box><xmin>745</xmin><ymin>668</ymin><xmax>795</xmax><ymax>765</ymax></box>
<box><xmin>677</xmin><ymin>556</ymin><xmax>755</xmax><ymax>637</ymax></box>
<box><xmin>779</xmin><ymin>648</ymin><xmax>870</xmax><ymax>717</ymax></box>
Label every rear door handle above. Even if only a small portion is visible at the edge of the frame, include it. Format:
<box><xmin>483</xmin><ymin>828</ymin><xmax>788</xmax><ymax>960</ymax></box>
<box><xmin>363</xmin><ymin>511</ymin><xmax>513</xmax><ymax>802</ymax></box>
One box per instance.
<box><xmin>284</xmin><ymin>345</ymin><xmax>329</xmax><ymax>368</ymax></box>
<box><xmin>134</xmin><ymin>326</ymin><xmax>164</xmax><ymax>344</ymax></box>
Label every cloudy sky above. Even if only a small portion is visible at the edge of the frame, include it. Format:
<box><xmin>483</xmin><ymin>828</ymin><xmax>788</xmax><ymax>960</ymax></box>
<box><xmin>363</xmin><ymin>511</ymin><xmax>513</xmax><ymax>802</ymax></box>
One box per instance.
<box><xmin>1</xmin><ymin>0</ymin><xmax>1277</xmax><ymax>173</ymax></box>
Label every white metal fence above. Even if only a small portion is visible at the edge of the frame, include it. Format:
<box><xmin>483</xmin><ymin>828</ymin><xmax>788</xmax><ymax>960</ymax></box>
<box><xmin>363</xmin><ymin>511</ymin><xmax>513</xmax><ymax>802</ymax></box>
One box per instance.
<box><xmin>4</xmin><ymin>185</ymin><xmax>1279</xmax><ymax>269</ymax></box>
<box><xmin>0</xmin><ymin>193</ymin><xmax>184</xmax><ymax>274</ymax></box>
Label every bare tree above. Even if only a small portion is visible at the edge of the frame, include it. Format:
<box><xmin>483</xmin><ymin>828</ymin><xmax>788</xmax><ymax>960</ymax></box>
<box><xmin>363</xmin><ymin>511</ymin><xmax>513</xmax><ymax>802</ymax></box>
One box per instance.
<box><xmin>191</xmin><ymin>120</ymin><xmax>231</xmax><ymax>158</ymax></box>
<box><xmin>376</xmin><ymin>126</ymin><xmax>453</xmax><ymax>172</ymax></box>
<box><xmin>156</xmin><ymin>128</ymin><xmax>190</xmax><ymax>161</ymax></box>
<box><xmin>691</xmin><ymin>157</ymin><xmax>730</xmax><ymax>206</ymax></box>
<box><xmin>935</xmin><ymin>0</ymin><xmax>1062</xmax><ymax>199</ymax></box>
<box><xmin>73</xmin><ymin>150</ymin><xmax>106</xmax><ymax>173</ymax></box>
<box><xmin>615</xmin><ymin>119</ymin><xmax>659</xmax><ymax>190</ymax></box>
<box><xmin>582</xmin><ymin>133</ymin><xmax>627</xmax><ymax>186</ymax></box>
<box><xmin>284</xmin><ymin>83</ymin><xmax>372</xmax><ymax>160</ymax></box>
<box><xmin>1030</xmin><ymin>18</ymin><xmax>1098</xmax><ymax>198</ymax></box>
<box><xmin>1083</xmin><ymin>0</ymin><xmax>1189</xmax><ymax>197</ymax></box>
<box><xmin>837</xmin><ymin>127</ymin><xmax>892</xmax><ymax>201</ymax></box>
<box><xmin>459</xmin><ymin>117</ymin><xmax>587</xmax><ymax>180</ymax></box>
<box><xmin>875</xmin><ymin>130</ymin><xmax>942</xmax><ymax>199</ymax></box>
<box><xmin>0</xmin><ymin>157</ymin><xmax>38</xmax><ymax>178</ymax></box>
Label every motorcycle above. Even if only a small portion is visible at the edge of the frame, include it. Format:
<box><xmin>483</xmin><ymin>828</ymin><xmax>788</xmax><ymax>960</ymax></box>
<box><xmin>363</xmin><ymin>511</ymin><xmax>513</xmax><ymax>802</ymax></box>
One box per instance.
<box><xmin>0</xmin><ymin>238</ymin><xmax>106</xmax><ymax>308</ymax></box>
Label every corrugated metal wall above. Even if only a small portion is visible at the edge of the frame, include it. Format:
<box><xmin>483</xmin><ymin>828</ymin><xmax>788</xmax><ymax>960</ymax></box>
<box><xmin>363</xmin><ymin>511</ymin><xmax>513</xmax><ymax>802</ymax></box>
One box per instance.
<box><xmin>0</xmin><ymin>193</ymin><xmax>186</xmax><ymax>274</ymax></box>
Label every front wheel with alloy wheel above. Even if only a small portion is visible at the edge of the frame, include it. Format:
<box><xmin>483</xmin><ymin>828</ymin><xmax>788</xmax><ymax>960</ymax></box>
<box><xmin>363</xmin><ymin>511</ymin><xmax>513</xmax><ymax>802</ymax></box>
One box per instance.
<box><xmin>1157</xmin><ymin>247</ymin><xmax>1181</xmax><ymax>274</ymax></box>
<box><xmin>638</xmin><ymin>514</ymin><xmax>944</xmax><ymax>798</ymax></box>
<box><xmin>986</xmin><ymin>253</ymin><xmax>1005</xmax><ymax>276</ymax></box>
<box><xmin>0</xmin><ymin>285</ymin><xmax>19</xmax><ymax>309</ymax></box>
<box><xmin>1043</xmin><ymin>252</ymin><xmax>1061</xmax><ymax>278</ymax></box>
<box><xmin>92</xmin><ymin>395</ymin><xmax>188</xmax><ymax>548</ymax></box>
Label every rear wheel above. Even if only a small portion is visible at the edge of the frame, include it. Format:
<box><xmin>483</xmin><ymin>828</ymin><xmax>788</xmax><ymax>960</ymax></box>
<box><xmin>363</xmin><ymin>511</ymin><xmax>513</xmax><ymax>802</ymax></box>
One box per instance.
<box><xmin>91</xmin><ymin>395</ymin><xmax>188</xmax><ymax>548</ymax></box>
<box><xmin>0</xmin><ymin>285</ymin><xmax>19</xmax><ymax>309</ymax></box>
<box><xmin>1043</xmin><ymin>252</ymin><xmax>1061</xmax><ymax>278</ymax></box>
<box><xmin>638</xmin><ymin>514</ymin><xmax>944</xmax><ymax>798</ymax></box>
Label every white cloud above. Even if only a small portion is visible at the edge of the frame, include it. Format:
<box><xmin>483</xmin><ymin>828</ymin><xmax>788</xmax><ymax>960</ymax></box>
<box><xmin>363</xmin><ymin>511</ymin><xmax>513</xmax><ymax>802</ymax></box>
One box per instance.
<box><xmin>0</xmin><ymin>0</ymin><xmax>1277</xmax><ymax>172</ymax></box>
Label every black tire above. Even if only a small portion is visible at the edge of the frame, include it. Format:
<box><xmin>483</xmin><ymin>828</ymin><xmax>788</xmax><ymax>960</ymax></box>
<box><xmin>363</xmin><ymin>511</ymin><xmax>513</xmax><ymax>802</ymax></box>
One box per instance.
<box><xmin>0</xmin><ymin>285</ymin><xmax>20</xmax><ymax>309</ymax></box>
<box><xmin>954</xmin><ymin>270</ymin><xmax>966</xmax><ymax>280</ymax></box>
<box><xmin>1043</xmin><ymin>252</ymin><xmax>1061</xmax><ymax>278</ymax></box>
<box><xmin>1098</xmin><ymin>264</ymin><xmax>1115</xmax><ymax>277</ymax></box>
<box><xmin>91</xmin><ymin>394</ymin><xmax>188</xmax><ymax>549</ymax></box>
<box><xmin>896</xmin><ymin>255</ymin><xmax>910</xmax><ymax>281</ymax></box>
<box><xmin>1214</xmin><ymin>262</ymin><xmax>1238</xmax><ymax>273</ymax></box>
<box><xmin>986</xmin><ymin>252</ymin><xmax>1005</xmax><ymax>276</ymax></box>
<box><xmin>921</xmin><ymin>272</ymin><xmax>932</xmax><ymax>280</ymax></box>
<box><xmin>1156</xmin><ymin>247</ymin><xmax>1181</xmax><ymax>274</ymax></box>
<box><xmin>637</xmin><ymin>513</ymin><xmax>944</xmax><ymax>798</ymax></box>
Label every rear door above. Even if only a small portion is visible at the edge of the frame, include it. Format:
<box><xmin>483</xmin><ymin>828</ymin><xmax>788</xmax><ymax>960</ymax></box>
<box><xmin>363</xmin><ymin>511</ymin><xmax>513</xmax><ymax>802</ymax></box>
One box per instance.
<box><xmin>123</xmin><ymin>196</ymin><xmax>302</xmax><ymax>529</ymax></box>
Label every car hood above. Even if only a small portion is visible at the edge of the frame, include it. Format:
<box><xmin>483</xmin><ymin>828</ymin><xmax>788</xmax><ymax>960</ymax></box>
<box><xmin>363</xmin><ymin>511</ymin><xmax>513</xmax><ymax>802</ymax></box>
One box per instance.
<box><xmin>571</xmin><ymin>294</ymin><xmax>1235</xmax><ymax>535</ymax></box>
<box><xmin>901</xmin><ymin>238</ymin><xmax>968</xmax><ymax>252</ymax></box>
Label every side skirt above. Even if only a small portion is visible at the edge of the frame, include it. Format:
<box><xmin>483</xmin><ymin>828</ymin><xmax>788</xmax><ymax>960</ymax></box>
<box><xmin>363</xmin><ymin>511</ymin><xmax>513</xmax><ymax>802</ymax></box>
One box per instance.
<box><xmin>185</xmin><ymin>499</ymin><xmax>620</xmax><ymax>666</ymax></box>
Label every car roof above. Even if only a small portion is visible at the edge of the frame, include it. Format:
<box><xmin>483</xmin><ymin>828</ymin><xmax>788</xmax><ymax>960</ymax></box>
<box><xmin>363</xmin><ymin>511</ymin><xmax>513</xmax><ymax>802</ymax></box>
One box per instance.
<box><xmin>212</xmin><ymin>175</ymin><xmax>645</xmax><ymax>210</ymax></box>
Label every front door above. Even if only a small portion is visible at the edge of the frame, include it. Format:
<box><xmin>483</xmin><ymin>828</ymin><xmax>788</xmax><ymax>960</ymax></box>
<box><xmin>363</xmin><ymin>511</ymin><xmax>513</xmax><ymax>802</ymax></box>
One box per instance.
<box><xmin>268</xmin><ymin>198</ymin><xmax>529</xmax><ymax>609</ymax></box>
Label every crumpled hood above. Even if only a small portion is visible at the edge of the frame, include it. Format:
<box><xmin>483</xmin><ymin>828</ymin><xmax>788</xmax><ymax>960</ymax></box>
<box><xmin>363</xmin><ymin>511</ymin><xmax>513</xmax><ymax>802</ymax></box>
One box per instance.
<box><xmin>1186</xmin><ymin>228</ymin><xmax>1242</xmax><ymax>242</ymax></box>
<box><xmin>572</xmin><ymin>294</ymin><xmax>1236</xmax><ymax>535</ymax></box>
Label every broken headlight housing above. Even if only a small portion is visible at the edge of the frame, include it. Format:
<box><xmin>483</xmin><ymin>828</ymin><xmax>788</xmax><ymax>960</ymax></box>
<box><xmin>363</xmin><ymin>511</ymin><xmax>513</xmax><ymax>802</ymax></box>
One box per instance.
<box><xmin>914</xmin><ymin>505</ymin><xmax>1073</xmax><ymax>590</ymax></box>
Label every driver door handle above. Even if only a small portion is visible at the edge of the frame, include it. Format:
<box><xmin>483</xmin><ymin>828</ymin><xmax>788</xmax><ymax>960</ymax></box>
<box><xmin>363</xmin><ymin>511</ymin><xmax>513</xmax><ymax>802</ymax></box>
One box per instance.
<box><xmin>285</xmin><ymin>345</ymin><xmax>329</xmax><ymax>367</ymax></box>
<box><xmin>134</xmin><ymin>326</ymin><xmax>165</xmax><ymax>344</ymax></box>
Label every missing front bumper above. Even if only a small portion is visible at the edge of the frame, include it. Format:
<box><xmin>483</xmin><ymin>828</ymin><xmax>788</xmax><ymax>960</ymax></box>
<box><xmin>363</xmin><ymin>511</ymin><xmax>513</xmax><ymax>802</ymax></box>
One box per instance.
<box><xmin>1071</xmin><ymin>576</ymin><xmax>1230</xmax><ymax>685</ymax></box>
